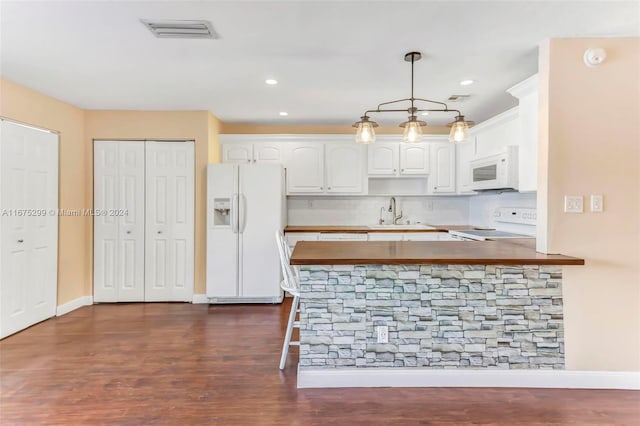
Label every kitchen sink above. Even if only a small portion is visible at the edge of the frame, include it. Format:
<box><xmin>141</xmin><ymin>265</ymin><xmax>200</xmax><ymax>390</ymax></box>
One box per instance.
<box><xmin>368</xmin><ymin>224</ymin><xmax>437</xmax><ymax>230</ymax></box>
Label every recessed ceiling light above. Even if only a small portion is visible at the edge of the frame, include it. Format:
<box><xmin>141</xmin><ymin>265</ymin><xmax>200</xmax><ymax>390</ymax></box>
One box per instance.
<box><xmin>460</xmin><ymin>79</ymin><xmax>475</xmax><ymax>86</ymax></box>
<box><xmin>265</xmin><ymin>79</ymin><xmax>278</xmax><ymax>85</ymax></box>
<box><xmin>279</xmin><ymin>112</ymin><xmax>288</xmax><ymax>116</ymax></box>
<box><xmin>420</xmin><ymin>112</ymin><xmax>429</xmax><ymax>116</ymax></box>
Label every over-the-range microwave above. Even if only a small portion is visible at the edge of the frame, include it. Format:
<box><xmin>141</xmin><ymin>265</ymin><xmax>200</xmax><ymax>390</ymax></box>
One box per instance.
<box><xmin>469</xmin><ymin>146</ymin><xmax>519</xmax><ymax>191</ymax></box>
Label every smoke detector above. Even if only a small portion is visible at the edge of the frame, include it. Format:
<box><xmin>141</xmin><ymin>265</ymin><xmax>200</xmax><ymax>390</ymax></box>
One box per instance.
<box><xmin>141</xmin><ymin>19</ymin><xmax>219</xmax><ymax>39</ymax></box>
<box><xmin>447</xmin><ymin>94</ymin><xmax>471</xmax><ymax>102</ymax></box>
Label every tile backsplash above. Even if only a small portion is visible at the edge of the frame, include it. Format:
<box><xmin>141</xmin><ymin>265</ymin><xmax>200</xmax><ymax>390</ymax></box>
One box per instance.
<box><xmin>287</xmin><ymin>196</ymin><xmax>469</xmax><ymax>226</ymax></box>
<box><xmin>288</xmin><ymin>191</ymin><xmax>537</xmax><ymax>233</ymax></box>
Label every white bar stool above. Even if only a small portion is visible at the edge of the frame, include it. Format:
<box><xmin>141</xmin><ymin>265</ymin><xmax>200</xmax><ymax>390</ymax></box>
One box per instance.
<box><xmin>275</xmin><ymin>230</ymin><xmax>300</xmax><ymax>370</ymax></box>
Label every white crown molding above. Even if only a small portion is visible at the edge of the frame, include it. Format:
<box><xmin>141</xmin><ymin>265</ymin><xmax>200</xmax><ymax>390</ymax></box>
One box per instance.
<box><xmin>56</xmin><ymin>296</ymin><xmax>93</xmax><ymax>316</ymax></box>
<box><xmin>220</xmin><ymin>134</ymin><xmax>449</xmax><ymax>144</ymax></box>
<box><xmin>298</xmin><ymin>368</ymin><xmax>640</xmax><ymax>390</ymax></box>
<box><xmin>507</xmin><ymin>74</ymin><xmax>539</xmax><ymax>99</ymax></box>
<box><xmin>469</xmin><ymin>107</ymin><xmax>519</xmax><ymax>135</ymax></box>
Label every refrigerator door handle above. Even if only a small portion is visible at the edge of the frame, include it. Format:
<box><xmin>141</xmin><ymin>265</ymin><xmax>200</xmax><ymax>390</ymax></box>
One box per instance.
<box><xmin>239</xmin><ymin>194</ymin><xmax>248</xmax><ymax>233</ymax></box>
<box><xmin>231</xmin><ymin>193</ymin><xmax>239</xmax><ymax>234</ymax></box>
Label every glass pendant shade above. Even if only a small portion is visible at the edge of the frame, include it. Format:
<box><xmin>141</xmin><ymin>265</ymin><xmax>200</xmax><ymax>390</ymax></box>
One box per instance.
<box><xmin>400</xmin><ymin>116</ymin><xmax>425</xmax><ymax>143</ymax></box>
<box><xmin>449</xmin><ymin>116</ymin><xmax>469</xmax><ymax>142</ymax></box>
<box><xmin>353</xmin><ymin>116</ymin><xmax>378</xmax><ymax>144</ymax></box>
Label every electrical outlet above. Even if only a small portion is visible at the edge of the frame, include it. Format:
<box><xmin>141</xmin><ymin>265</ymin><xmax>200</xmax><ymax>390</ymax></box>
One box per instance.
<box><xmin>590</xmin><ymin>195</ymin><xmax>603</xmax><ymax>212</ymax></box>
<box><xmin>564</xmin><ymin>195</ymin><xmax>583</xmax><ymax>213</ymax></box>
<box><xmin>376</xmin><ymin>325</ymin><xmax>389</xmax><ymax>343</ymax></box>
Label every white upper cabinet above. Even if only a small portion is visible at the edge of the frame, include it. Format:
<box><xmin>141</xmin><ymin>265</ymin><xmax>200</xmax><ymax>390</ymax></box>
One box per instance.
<box><xmin>253</xmin><ymin>143</ymin><xmax>284</xmax><ymax>164</ymax></box>
<box><xmin>455</xmin><ymin>140</ymin><xmax>477</xmax><ymax>194</ymax></box>
<box><xmin>325</xmin><ymin>143</ymin><xmax>364</xmax><ymax>193</ymax></box>
<box><xmin>471</xmin><ymin>108</ymin><xmax>519</xmax><ymax>158</ymax></box>
<box><xmin>222</xmin><ymin>140</ymin><xmax>284</xmax><ymax>164</ymax></box>
<box><xmin>286</xmin><ymin>143</ymin><xmax>325</xmax><ymax>193</ymax></box>
<box><xmin>399</xmin><ymin>143</ymin><xmax>430</xmax><ymax>175</ymax></box>
<box><xmin>368</xmin><ymin>143</ymin><xmax>398</xmax><ymax>176</ymax></box>
<box><xmin>222</xmin><ymin>143</ymin><xmax>253</xmax><ymax>163</ymax></box>
<box><xmin>507</xmin><ymin>74</ymin><xmax>538</xmax><ymax>192</ymax></box>
<box><xmin>368</xmin><ymin>142</ymin><xmax>430</xmax><ymax>177</ymax></box>
<box><xmin>430</xmin><ymin>142</ymin><xmax>456</xmax><ymax>193</ymax></box>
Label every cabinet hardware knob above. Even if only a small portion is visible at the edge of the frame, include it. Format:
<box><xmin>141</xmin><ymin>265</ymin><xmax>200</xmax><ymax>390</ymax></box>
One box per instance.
<box><xmin>320</xmin><ymin>187</ymin><xmax>323</xmax><ymax>190</ymax></box>
<box><xmin>401</xmin><ymin>169</ymin><xmax>405</xmax><ymax>172</ymax></box>
<box><xmin>157</xmin><ymin>230</ymin><xmax>163</xmax><ymax>234</ymax></box>
<box><xmin>393</xmin><ymin>169</ymin><xmax>397</xmax><ymax>172</ymax></box>
<box><xmin>328</xmin><ymin>187</ymin><xmax>331</xmax><ymax>190</ymax></box>
<box><xmin>17</xmin><ymin>239</ymin><xmax>23</xmax><ymax>243</ymax></box>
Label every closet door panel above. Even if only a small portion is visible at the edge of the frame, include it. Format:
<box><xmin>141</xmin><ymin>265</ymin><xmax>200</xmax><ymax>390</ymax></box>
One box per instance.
<box><xmin>145</xmin><ymin>141</ymin><xmax>194</xmax><ymax>302</ymax></box>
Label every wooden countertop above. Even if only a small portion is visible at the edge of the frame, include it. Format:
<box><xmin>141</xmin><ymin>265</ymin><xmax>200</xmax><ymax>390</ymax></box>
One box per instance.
<box><xmin>289</xmin><ymin>239</ymin><xmax>585</xmax><ymax>266</ymax></box>
<box><xmin>284</xmin><ymin>225</ymin><xmax>488</xmax><ymax>233</ymax></box>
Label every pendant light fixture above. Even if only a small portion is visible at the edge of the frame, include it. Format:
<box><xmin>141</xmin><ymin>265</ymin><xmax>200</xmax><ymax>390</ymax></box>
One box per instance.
<box><xmin>353</xmin><ymin>51</ymin><xmax>470</xmax><ymax>144</ymax></box>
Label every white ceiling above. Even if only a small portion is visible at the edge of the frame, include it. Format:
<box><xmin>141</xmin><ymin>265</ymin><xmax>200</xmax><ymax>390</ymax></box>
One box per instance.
<box><xmin>1</xmin><ymin>1</ymin><xmax>638</xmax><ymax>126</ymax></box>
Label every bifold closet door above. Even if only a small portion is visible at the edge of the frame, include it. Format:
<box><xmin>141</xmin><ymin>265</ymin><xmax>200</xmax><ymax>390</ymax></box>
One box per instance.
<box><xmin>144</xmin><ymin>141</ymin><xmax>195</xmax><ymax>302</ymax></box>
<box><xmin>1</xmin><ymin>119</ymin><xmax>58</xmax><ymax>339</ymax></box>
<box><xmin>93</xmin><ymin>141</ymin><xmax>145</xmax><ymax>302</ymax></box>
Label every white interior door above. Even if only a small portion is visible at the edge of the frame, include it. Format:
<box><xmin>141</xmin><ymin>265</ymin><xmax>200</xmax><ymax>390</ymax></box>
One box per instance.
<box><xmin>94</xmin><ymin>141</ymin><xmax>145</xmax><ymax>302</ymax></box>
<box><xmin>145</xmin><ymin>141</ymin><xmax>195</xmax><ymax>302</ymax></box>
<box><xmin>238</xmin><ymin>164</ymin><xmax>283</xmax><ymax>298</ymax></box>
<box><xmin>1</xmin><ymin>120</ymin><xmax>58</xmax><ymax>339</ymax></box>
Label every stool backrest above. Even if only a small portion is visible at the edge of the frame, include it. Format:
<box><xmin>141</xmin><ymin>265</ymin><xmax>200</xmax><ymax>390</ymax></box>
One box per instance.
<box><xmin>275</xmin><ymin>230</ymin><xmax>299</xmax><ymax>293</ymax></box>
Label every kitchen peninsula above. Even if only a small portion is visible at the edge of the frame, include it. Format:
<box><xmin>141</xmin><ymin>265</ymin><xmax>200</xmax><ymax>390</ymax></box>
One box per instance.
<box><xmin>290</xmin><ymin>239</ymin><xmax>584</xmax><ymax>388</ymax></box>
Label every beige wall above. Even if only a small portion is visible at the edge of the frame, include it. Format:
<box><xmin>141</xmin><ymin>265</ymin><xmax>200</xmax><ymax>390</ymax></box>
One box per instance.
<box><xmin>0</xmin><ymin>78</ymin><xmax>88</xmax><ymax>305</ymax></box>
<box><xmin>208</xmin><ymin>112</ymin><xmax>221</xmax><ymax>163</ymax></box>
<box><xmin>539</xmin><ymin>38</ymin><xmax>640</xmax><ymax>371</ymax></box>
<box><xmin>84</xmin><ymin>111</ymin><xmax>214</xmax><ymax>295</ymax></box>
<box><xmin>220</xmin><ymin>123</ymin><xmax>450</xmax><ymax>135</ymax></box>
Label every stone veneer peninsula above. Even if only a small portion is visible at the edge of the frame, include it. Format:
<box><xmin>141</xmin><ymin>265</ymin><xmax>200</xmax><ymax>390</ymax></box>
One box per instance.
<box><xmin>289</xmin><ymin>239</ymin><xmax>584</xmax><ymax>388</ymax></box>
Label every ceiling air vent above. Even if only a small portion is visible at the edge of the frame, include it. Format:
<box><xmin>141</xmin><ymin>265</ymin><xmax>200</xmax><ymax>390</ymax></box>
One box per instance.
<box><xmin>141</xmin><ymin>19</ymin><xmax>219</xmax><ymax>39</ymax></box>
<box><xmin>447</xmin><ymin>94</ymin><xmax>471</xmax><ymax>102</ymax></box>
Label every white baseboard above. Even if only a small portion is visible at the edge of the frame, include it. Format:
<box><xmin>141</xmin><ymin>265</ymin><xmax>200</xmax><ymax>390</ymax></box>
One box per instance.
<box><xmin>56</xmin><ymin>296</ymin><xmax>93</xmax><ymax>316</ymax></box>
<box><xmin>297</xmin><ymin>368</ymin><xmax>640</xmax><ymax>390</ymax></box>
<box><xmin>192</xmin><ymin>294</ymin><xmax>210</xmax><ymax>304</ymax></box>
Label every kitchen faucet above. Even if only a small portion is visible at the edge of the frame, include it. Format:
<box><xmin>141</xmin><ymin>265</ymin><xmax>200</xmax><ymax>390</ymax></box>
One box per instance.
<box><xmin>388</xmin><ymin>197</ymin><xmax>403</xmax><ymax>225</ymax></box>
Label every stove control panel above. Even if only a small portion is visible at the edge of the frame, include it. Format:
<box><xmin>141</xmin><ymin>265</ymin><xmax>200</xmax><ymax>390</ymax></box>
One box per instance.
<box><xmin>493</xmin><ymin>208</ymin><xmax>537</xmax><ymax>226</ymax></box>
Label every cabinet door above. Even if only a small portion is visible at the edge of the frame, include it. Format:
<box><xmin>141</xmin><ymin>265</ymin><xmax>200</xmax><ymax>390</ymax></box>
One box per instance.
<box><xmin>368</xmin><ymin>233</ymin><xmax>402</xmax><ymax>241</ymax></box>
<box><xmin>517</xmin><ymin>93</ymin><xmax>538</xmax><ymax>192</ymax></box>
<box><xmin>286</xmin><ymin>143</ymin><xmax>325</xmax><ymax>193</ymax></box>
<box><xmin>403</xmin><ymin>232</ymin><xmax>448</xmax><ymax>241</ymax></box>
<box><xmin>326</xmin><ymin>144</ymin><xmax>364</xmax><ymax>193</ymax></box>
<box><xmin>431</xmin><ymin>143</ymin><xmax>456</xmax><ymax>193</ymax></box>
<box><xmin>399</xmin><ymin>143</ymin><xmax>430</xmax><ymax>175</ymax></box>
<box><xmin>456</xmin><ymin>141</ymin><xmax>476</xmax><ymax>194</ymax></box>
<box><xmin>368</xmin><ymin>143</ymin><xmax>398</xmax><ymax>176</ymax></box>
<box><xmin>254</xmin><ymin>143</ymin><xmax>284</xmax><ymax>164</ymax></box>
<box><xmin>222</xmin><ymin>143</ymin><xmax>253</xmax><ymax>163</ymax></box>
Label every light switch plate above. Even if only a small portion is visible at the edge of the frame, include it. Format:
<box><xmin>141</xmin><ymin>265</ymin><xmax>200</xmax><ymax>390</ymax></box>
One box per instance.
<box><xmin>564</xmin><ymin>195</ymin><xmax>583</xmax><ymax>213</ymax></box>
<box><xmin>590</xmin><ymin>194</ymin><xmax>604</xmax><ymax>212</ymax></box>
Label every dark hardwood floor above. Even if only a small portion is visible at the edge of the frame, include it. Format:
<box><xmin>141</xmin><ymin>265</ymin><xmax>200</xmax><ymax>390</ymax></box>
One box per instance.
<box><xmin>1</xmin><ymin>300</ymin><xmax>638</xmax><ymax>425</ymax></box>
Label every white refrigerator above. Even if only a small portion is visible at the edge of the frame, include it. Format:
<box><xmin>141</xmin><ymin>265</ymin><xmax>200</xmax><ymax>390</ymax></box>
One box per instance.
<box><xmin>206</xmin><ymin>163</ymin><xmax>285</xmax><ymax>303</ymax></box>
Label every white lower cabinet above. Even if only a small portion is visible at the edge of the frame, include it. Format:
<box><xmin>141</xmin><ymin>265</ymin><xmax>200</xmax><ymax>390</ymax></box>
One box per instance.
<box><xmin>367</xmin><ymin>233</ymin><xmax>403</xmax><ymax>241</ymax></box>
<box><xmin>93</xmin><ymin>140</ymin><xmax>195</xmax><ymax>303</ymax></box>
<box><xmin>0</xmin><ymin>119</ymin><xmax>59</xmax><ymax>339</ymax></box>
<box><xmin>318</xmin><ymin>233</ymin><xmax>367</xmax><ymax>241</ymax></box>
